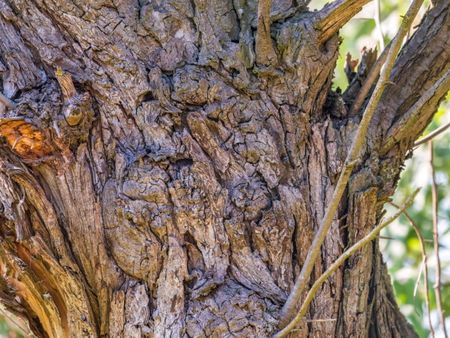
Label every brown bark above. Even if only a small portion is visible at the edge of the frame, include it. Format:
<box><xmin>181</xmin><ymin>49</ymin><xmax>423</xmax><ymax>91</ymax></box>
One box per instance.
<box><xmin>0</xmin><ymin>0</ymin><xmax>448</xmax><ymax>337</ymax></box>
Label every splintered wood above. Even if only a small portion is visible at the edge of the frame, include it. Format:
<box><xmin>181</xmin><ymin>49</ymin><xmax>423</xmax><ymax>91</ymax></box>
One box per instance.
<box><xmin>0</xmin><ymin>119</ymin><xmax>54</xmax><ymax>160</ymax></box>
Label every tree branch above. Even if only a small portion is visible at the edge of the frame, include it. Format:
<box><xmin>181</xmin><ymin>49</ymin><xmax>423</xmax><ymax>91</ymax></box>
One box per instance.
<box><xmin>278</xmin><ymin>0</ymin><xmax>425</xmax><ymax>327</ymax></box>
<box><xmin>429</xmin><ymin>141</ymin><xmax>448</xmax><ymax>338</ymax></box>
<box><xmin>317</xmin><ymin>0</ymin><xmax>371</xmax><ymax>44</ymax></box>
<box><xmin>255</xmin><ymin>0</ymin><xmax>277</xmax><ymax>66</ymax></box>
<box><xmin>381</xmin><ymin>68</ymin><xmax>450</xmax><ymax>154</ymax></box>
<box><xmin>274</xmin><ymin>190</ymin><xmax>420</xmax><ymax>338</ymax></box>
<box><xmin>389</xmin><ymin>202</ymin><xmax>434</xmax><ymax>337</ymax></box>
<box><xmin>414</xmin><ymin>120</ymin><xmax>450</xmax><ymax>147</ymax></box>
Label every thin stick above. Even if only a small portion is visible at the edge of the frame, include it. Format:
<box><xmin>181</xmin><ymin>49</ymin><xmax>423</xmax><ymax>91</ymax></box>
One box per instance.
<box><xmin>429</xmin><ymin>141</ymin><xmax>448</xmax><ymax>337</ymax></box>
<box><xmin>278</xmin><ymin>0</ymin><xmax>425</xmax><ymax>327</ymax></box>
<box><xmin>255</xmin><ymin>0</ymin><xmax>277</xmax><ymax>66</ymax></box>
<box><xmin>374</xmin><ymin>0</ymin><xmax>385</xmax><ymax>50</ymax></box>
<box><xmin>414</xmin><ymin>121</ymin><xmax>450</xmax><ymax>147</ymax></box>
<box><xmin>274</xmin><ymin>190</ymin><xmax>420</xmax><ymax>338</ymax></box>
<box><xmin>389</xmin><ymin>202</ymin><xmax>434</xmax><ymax>338</ymax></box>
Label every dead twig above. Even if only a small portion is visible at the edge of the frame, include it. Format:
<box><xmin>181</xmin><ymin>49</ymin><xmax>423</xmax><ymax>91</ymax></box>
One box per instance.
<box><xmin>278</xmin><ymin>0</ymin><xmax>425</xmax><ymax>327</ymax></box>
<box><xmin>414</xmin><ymin>121</ymin><xmax>450</xmax><ymax>147</ymax></box>
<box><xmin>389</xmin><ymin>201</ymin><xmax>434</xmax><ymax>338</ymax></box>
<box><xmin>274</xmin><ymin>190</ymin><xmax>420</xmax><ymax>338</ymax></box>
<box><xmin>429</xmin><ymin>141</ymin><xmax>448</xmax><ymax>338</ymax></box>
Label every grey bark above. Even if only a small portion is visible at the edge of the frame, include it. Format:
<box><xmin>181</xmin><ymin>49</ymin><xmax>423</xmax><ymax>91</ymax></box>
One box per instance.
<box><xmin>0</xmin><ymin>0</ymin><xmax>448</xmax><ymax>337</ymax></box>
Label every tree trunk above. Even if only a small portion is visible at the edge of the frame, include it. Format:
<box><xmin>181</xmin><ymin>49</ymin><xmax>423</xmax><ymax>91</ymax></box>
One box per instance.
<box><xmin>0</xmin><ymin>0</ymin><xmax>448</xmax><ymax>337</ymax></box>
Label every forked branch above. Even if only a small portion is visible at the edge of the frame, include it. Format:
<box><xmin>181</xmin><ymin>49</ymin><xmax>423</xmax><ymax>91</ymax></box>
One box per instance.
<box><xmin>279</xmin><ymin>0</ymin><xmax>425</xmax><ymax>327</ymax></box>
<box><xmin>274</xmin><ymin>190</ymin><xmax>420</xmax><ymax>338</ymax></box>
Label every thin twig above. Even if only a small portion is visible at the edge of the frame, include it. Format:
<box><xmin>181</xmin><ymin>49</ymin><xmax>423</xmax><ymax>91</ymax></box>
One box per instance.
<box><xmin>305</xmin><ymin>318</ymin><xmax>336</xmax><ymax>323</ymax></box>
<box><xmin>0</xmin><ymin>92</ymin><xmax>15</xmax><ymax>110</ymax></box>
<box><xmin>274</xmin><ymin>190</ymin><xmax>420</xmax><ymax>338</ymax></box>
<box><xmin>255</xmin><ymin>0</ymin><xmax>277</xmax><ymax>66</ymax></box>
<box><xmin>429</xmin><ymin>141</ymin><xmax>448</xmax><ymax>338</ymax></box>
<box><xmin>317</xmin><ymin>0</ymin><xmax>371</xmax><ymax>44</ymax></box>
<box><xmin>414</xmin><ymin>121</ymin><xmax>450</xmax><ymax>147</ymax></box>
<box><xmin>374</xmin><ymin>0</ymin><xmax>385</xmax><ymax>50</ymax></box>
<box><xmin>389</xmin><ymin>201</ymin><xmax>434</xmax><ymax>338</ymax></box>
<box><xmin>278</xmin><ymin>0</ymin><xmax>425</xmax><ymax>327</ymax></box>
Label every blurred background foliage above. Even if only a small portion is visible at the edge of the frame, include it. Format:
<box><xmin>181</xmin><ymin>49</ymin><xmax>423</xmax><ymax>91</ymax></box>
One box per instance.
<box><xmin>311</xmin><ymin>0</ymin><xmax>449</xmax><ymax>336</ymax></box>
<box><xmin>0</xmin><ymin>1</ymin><xmax>447</xmax><ymax>337</ymax></box>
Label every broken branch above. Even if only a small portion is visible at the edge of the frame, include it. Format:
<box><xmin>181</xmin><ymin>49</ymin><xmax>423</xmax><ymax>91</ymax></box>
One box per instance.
<box><xmin>317</xmin><ymin>0</ymin><xmax>371</xmax><ymax>44</ymax></box>
<box><xmin>255</xmin><ymin>0</ymin><xmax>277</xmax><ymax>66</ymax></box>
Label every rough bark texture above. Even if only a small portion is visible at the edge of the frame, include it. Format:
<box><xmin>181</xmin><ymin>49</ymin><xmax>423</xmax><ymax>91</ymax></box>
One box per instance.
<box><xmin>0</xmin><ymin>0</ymin><xmax>448</xmax><ymax>337</ymax></box>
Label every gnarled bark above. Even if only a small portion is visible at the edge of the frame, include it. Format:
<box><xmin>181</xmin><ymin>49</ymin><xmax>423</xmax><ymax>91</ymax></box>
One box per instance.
<box><xmin>0</xmin><ymin>0</ymin><xmax>448</xmax><ymax>337</ymax></box>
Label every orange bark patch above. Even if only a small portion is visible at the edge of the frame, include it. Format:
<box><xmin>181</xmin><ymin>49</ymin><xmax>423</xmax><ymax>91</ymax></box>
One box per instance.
<box><xmin>0</xmin><ymin>119</ymin><xmax>54</xmax><ymax>160</ymax></box>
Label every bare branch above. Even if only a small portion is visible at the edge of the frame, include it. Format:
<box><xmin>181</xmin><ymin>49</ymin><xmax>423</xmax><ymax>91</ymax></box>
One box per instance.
<box><xmin>317</xmin><ymin>0</ymin><xmax>371</xmax><ymax>44</ymax></box>
<box><xmin>389</xmin><ymin>202</ymin><xmax>434</xmax><ymax>337</ymax></box>
<box><xmin>274</xmin><ymin>190</ymin><xmax>420</xmax><ymax>338</ymax></box>
<box><xmin>279</xmin><ymin>0</ymin><xmax>425</xmax><ymax>327</ymax></box>
<box><xmin>374</xmin><ymin>0</ymin><xmax>385</xmax><ymax>50</ymax></box>
<box><xmin>414</xmin><ymin>120</ymin><xmax>450</xmax><ymax>147</ymax></box>
<box><xmin>429</xmin><ymin>141</ymin><xmax>448</xmax><ymax>338</ymax></box>
<box><xmin>255</xmin><ymin>0</ymin><xmax>277</xmax><ymax>66</ymax></box>
<box><xmin>381</xmin><ymin>68</ymin><xmax>450</xmax><ymax>154</ymax></box>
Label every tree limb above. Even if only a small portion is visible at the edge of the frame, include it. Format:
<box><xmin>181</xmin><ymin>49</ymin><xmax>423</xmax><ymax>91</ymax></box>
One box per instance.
<box><xmin>255</xmin><ymin>0</ymin><xmax>277</xmax><ymax>66</ymax></box>
<box><xmin>317</xmin><ymin>0</ymin><xmax>371</xmax><ymax>44</ymax></box>
<box><xmin>381</xmin><ymin>68</ymin><xmax>450</xmax><ymax>154</ymax></box>
<box><xmin>274</xmin><ymin>189</ymin><xmax>420</xmax><ymax>338</ymax></box>
<box><xmin>278</xmin><ymin>0</ymin><xmax>425</xmax><ymax>327</ymax></box>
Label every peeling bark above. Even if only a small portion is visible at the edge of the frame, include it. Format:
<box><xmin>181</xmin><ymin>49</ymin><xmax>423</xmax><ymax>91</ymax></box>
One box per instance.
<box><xmin>0</xmin><ymin>0</ymin><xmax>448</xmax><ymax>337</ymax></box>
